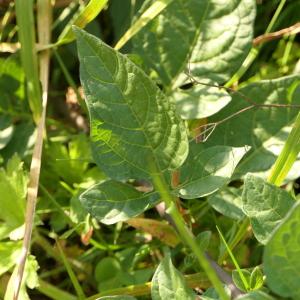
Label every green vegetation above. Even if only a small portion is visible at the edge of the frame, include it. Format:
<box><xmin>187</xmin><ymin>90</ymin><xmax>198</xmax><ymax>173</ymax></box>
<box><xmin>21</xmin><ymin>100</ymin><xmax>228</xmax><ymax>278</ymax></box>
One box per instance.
<box><xmin>0</xmin><ymin>0</ymin><xmax>300</xmax><ymax>299</ymax></box>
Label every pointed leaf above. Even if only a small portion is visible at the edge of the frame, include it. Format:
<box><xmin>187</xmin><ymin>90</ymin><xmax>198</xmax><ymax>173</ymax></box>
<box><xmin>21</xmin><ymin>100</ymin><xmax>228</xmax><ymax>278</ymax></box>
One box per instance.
<box><xmin>263</xmin><ymin>201</ymin><xmax>300</xmax><ymax>299</ymax></box>
<box><xmin>79</xmin><ymin>180</ymin><xmax>160</xmax><ymax>225</ymax></box>
<box><xmin>151</xmin><ymin>253</ymin><xmax>196</xmax><ymax>300</ymax></box>
<box><xmin>242</xmin><ymin>174</ymin><xmax>295</xmax><ymax>244</ymax></box>
<box><xmin>174</xmin><ymin>144</ymin><xmax>249</xmax><ymax>199</ymax></box>
<box><xmin>133</xmin><ymin>0</ymin><xmax>256</xmax><ymax>86</ymax></box>
<box><xmin>74</xmin><ymin>28</ymin><xmax>188</xmax><ymax>180</ymax></box>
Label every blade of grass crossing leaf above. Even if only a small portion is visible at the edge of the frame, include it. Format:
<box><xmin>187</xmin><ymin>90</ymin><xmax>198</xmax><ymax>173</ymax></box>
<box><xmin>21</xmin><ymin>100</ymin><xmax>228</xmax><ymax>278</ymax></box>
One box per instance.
<box><xmin>268</xmin><ymin>111</ymin><xmax>300</xmax><ymax>185</ymax></box>
<box><xmin>12</xmin><ymin>2</ymin><xmax>52</xmax><ymax>299</ymax></box>
<box><xmin>56</xmin><ymin>0</ymin><xmax>108</xmax><ymax>45</ymax></box>
<box><xmin>216</xmin><ymin>226</ymin><xmax>249</xmax><ymax>291</ymax></box>
<box><xmin>15</xmin><ymin>0</ymin><xmax>42</xmax><ymax>123</ymax></box>
<box><xmin>56</xmin><ymin>241</ymin><xmax>86</xmax><ymax>300</ymax></box>
<box><xmin>225</xmin><ymin>0</ymin><xmax>287</xmax><ymax>87</ymax></box>
<box><xmin>114</xmin><ymin>0</ymin><xmax>173</xmax><ymax>50</ymax></box>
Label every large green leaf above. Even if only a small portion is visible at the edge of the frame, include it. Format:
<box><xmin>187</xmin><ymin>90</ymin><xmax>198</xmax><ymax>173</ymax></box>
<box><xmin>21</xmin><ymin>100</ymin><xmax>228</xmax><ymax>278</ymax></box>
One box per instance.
<box><xmin>237</xmin><ymin>291</ymin><xmax>275</xmax><ymax>300</ymax></box>
<box><xmin>98</xmin><ymin>297</ymin><xmax>137</xmax><ymax>300</ymax></box>
<box><xmin>264</xmin><ymin>201</ymin><xmax>300</xmax><ymax>299</ymax></box>
<box><xmin>151</xmin><ymin>253</ymin><xmax>195</xmax><ymax>300</ymax></box>
<box><xmin>79</xmin><ymin>180</ymin><xmax>160</xmax><ymax>224</ymax></box>
<box><xmin>201</xmin><ymin>75</ymin><xmax>300</xmax><ymax>179</ymax></box>
<box><xmin>173</xmin><ymin>82</ymin><xmax>231</xmax><ymax>120</ymax></box>
<box><xmin>74</xmin><ymin>28</ymin><xmax>188</xmax><ymax>180</ymax></box>
<box><xmin>174</xmin><ymin>144</ymin><xmax>249</xmax><ymax>199</ymax></box>
<box><xmin>242</xmin><ymin>174</ymin><xmax>295</xmax><ymax>244</ymax></box>
<box><xmin>133</xmin><ymin>0</ymin><xmax>256</xmax><ymax>87</ymax></box>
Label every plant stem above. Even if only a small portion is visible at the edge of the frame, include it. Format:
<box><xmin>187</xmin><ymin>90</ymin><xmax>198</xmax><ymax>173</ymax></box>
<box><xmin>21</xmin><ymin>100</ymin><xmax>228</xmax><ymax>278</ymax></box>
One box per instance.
<box><xmin>268</xmin><ymin>111</ymin><xmax>300</xmax><ymax>185</ymax></box>
<box><xmin>151</xmin><ymin>170</ymin><xmax>230</xmax><ymax>300</ymax></box>
<box><xmin>226</xmin><ymin>0</ymin><xmax>287</xmax><ymax>87</ymax></box>
<box><xmin>37</xmin><ymin>279</ymin><xmax>77</xmax><ymax>300</ymax></box>
<box><xmin>86</xmin><ymin>272</ymin><xmax>210</xmax><ymax>300</ymax></box>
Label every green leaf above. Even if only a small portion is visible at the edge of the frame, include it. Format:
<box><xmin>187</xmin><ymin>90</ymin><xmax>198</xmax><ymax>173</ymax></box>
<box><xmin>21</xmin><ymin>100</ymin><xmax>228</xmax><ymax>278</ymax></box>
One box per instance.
<box><xmin>151</xmin><ymin>253</ymin><xmax>196</xmax><ymax>300</ymax></box>
<box><xmin>242</xmin><ymin>174</ymin><xmax>295</xmax><ymax>244</ymax></box>
<box><xmin>208</xmin><ymin>187</ymin><xmax>244</xmax><ymax>220</ymax></box>
<box><xmin>0</xmin><ymin>241</ymin><xmax>22</xmax><ymax>276</ymax></box>
<box><xmin>4</xmin><ymin>255</ymin><xmax>39</xmax><ymax>300</ymax></box>
<box><xmin>0</xmin><ymin>116</ymin><xmax>14</xmax><ymax>150</ymax></box>
<box><xmin>79</xmin><ymin>180</ymin><xmax>160</xmax><ymax>225</ymax></box>
<box><xmin>202</xmin><ymin>75</ymin><xmax>300</xmax><ymax>180</ymax></box>
<box><xmin>0</xmin><ymin>154</ymin><xmax>27</xmax><ymax>237</ymax></box>
<box><xmin>249</xmin><ymin>266</ymin><xmax>264</xmax><ymax>291</ymax></box>
<box><xmin>174</xmin><ymin>145</ymin><xmax>249</xmax><ymax>199</ymax></box>
<box><xmin>74</xmin><ymin>27</ymin><xmax>188</xmax><ymax>180</ymax></box>
<box><xmin>173</xmin><ymin>82</ymin><xmax>231</xmax><ymax>120</ymax></box>
<box><xmin>232</xmin><ymin>269</ymin><xmax>251</xmax><ymax>292</ymax></box>
<box><xmin>133</xmin><ymin>0</ymin><xmax>256</xmax><ymax>87</ymax></box>
<box><xmin>264</xmin><ymin>201</ymin><xmax>300</xmax><ymax>299</ymax></box>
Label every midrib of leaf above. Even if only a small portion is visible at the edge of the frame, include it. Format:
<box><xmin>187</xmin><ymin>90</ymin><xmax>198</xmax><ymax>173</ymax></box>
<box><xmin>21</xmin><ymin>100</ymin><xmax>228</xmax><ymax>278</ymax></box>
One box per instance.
<box><xmin>169</xmin><ymin>1</ymin><xmax>210</xmax><ymax>90</ymax></box>
<box><xmin>83</xmin><ymin>34</ymin><xmax>178</xmax><ymax>174</ymax></box>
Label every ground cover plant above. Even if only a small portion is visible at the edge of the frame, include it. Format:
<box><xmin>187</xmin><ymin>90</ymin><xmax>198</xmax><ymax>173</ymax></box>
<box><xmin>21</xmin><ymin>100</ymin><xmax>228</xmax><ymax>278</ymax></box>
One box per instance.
<box><xmin>0</xmin><ymin>0</ymin><xmax>300</xmax><ymax>299</ymax></box>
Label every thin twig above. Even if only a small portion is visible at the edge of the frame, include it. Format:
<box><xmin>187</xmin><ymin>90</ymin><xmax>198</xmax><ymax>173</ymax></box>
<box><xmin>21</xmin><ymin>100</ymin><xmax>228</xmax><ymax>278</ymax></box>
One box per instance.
<box><xmin>253</xmin><ymin>22</ymin><xmax>300</xmax><ymax>46</ymax></box>
<box><xmin>184</xmin><ymin>70</ymin><xmax>300</xmax><ymax>143</ymax></box>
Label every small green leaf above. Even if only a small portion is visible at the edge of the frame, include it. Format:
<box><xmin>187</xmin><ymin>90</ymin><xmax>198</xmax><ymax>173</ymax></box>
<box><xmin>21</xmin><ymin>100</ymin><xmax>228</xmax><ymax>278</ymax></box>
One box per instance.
<box><xmin>74</xmin><ymin>27</ymin><xmax>188</xmax><ymax>180</ymax></box>
<box><xmin>79</xmin><ymin>180</ymin><xmax>160</xmax><ymax>225</ymax></box>
<box><xmin>0</xmin><ymin>241</ymin><xmax>21</xmax><ymax>276</ymax></box>
<box><xmin>264</xmin><ymin>201</ymin><xmax>300</xmax><ymax>299</ymax></box>
<box><xmin>208</xmin><ymin>187</ymin><xmax>245</xmax><ymax>220</ymax></box>
<box><xmin>173</xmin><ymin>82</ymin><xmax>231</xmax><ymax>120</ymax></box>
<box><xmin>242</xmin><ymin>174</ymin><xmax>295</xmax><ymax>244</ymax></box>
<box><xmin>0</xmin><ymin>154</ymin><xmax>27</xmax><ymax>237</ymax></box>
<box><xmin>250</xmin><ymin>267</ymin><xmax>264</xmax><ymax>291</ymax></box>
<box><xmin>232</xmin><ymin>269</ymin><xmax>251</xmax><ymax>292</ymax></box>
<box><xmin>174</xmin><ymin>145</ymin><xmax>249</xmax><ymax>199</ymax></box>
<box><xmin>151</xmin><ymin>253</ymin><xmax>196</xmax><ymax>300</ymax></box>
<box><xmin>133</xmin><ymin>0</ymin><xmax>256</xmax><ymax>87</ymax></box>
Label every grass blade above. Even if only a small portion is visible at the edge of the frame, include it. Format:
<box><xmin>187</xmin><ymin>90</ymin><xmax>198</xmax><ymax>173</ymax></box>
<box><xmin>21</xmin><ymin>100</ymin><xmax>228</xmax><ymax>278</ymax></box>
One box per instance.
<box><xmin>12</xmin><ymin>1</ymin><xmax>52</xmax><ymax>299</ymax></box>
<box><xmin>56</xmin><ymin>241</ymin><xmax>86</xmax><ymax>300</ymax></box>
<box><xmin>15</xmin><ymin>0</ymin><xmax>42</xmax><ymax>123</ymax></box>
<box><xmin>56</xmin><ymin>0</ymin><xmax>108</xmax><ymax>45</ymax></box>
<box><xmin>114</xmin><ymin>0</ymin><xmax>173</xmax><ymax>50</ymax></box>
<box><xmin>216</xmin><ymin>225</ymin><xmax>249</xmax><ymax>291</ymax></box>
<box><xmin>268</xmin><ymin>111</ymin><xmax>300</xmax><ymax>185</ymax></box>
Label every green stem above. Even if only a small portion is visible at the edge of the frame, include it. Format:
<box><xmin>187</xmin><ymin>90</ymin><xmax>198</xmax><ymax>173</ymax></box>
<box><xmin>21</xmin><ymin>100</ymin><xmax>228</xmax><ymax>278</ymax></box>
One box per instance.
<box><xmin>151</xmin><ymin>170</ymin><xmax>230</xmax><ymax>300</ymax></box>
<box><xmin>37</xmin><ymin>279</ymin><xmax>77</xmax><ymax>300</ymax></box>
<box><xmin>53</xmin><ymin>49</ymin><xmax>87</xmax><ymax>112</ymax></box>
<box><xmin>225</xmin><ymin>0</ymin><xmax>287</xmax><ymax>87</ymax></box>
<box><xmin>268</xmin><ymin>111</ymin><xmax>300</xmax><ymax>185</ymax></box>
<box><xmin>86</xmin><ymin>272</ymin><xmax>210</xmax><ymax>300</ymax></box>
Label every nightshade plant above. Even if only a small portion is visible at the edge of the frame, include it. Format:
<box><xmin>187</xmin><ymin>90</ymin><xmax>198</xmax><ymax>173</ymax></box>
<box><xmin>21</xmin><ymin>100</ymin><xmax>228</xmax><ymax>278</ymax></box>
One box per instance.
<box><xmin>72</xmin><ymin>0</ymin><xmax>300</xmax><ymax>298</ymax></box>
<box><xmin>1</xmin><ymin>0</ymin><xmax>300</xmax><ymax>300</ymax></box>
